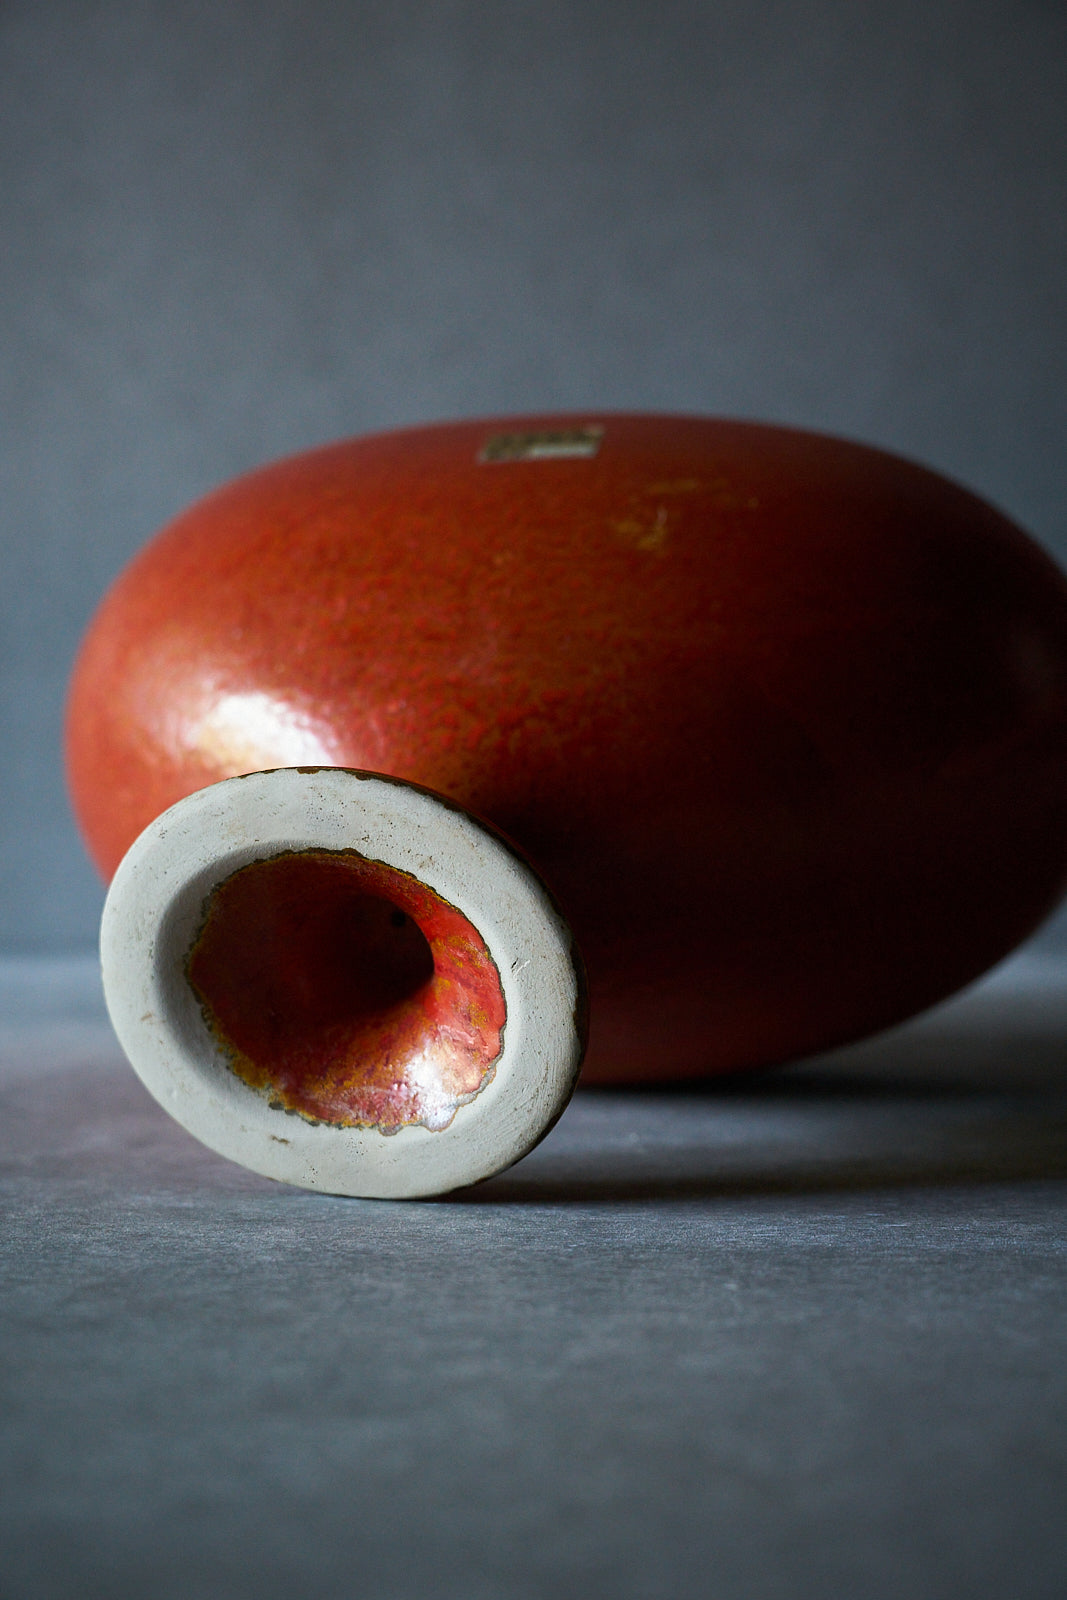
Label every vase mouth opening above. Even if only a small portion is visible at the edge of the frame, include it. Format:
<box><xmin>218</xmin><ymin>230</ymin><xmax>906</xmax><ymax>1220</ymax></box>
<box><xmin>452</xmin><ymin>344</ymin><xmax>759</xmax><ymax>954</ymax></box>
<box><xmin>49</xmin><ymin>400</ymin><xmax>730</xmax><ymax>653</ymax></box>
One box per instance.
<box><xmin>100</xmin><ymin>765</ymin><xmax>586</xmax><ymax>1198</ymax></box>
<box><xmin>184</xmin><ymin>846</ymin><xmax>507</xmax><ymax>1134</ymax></box>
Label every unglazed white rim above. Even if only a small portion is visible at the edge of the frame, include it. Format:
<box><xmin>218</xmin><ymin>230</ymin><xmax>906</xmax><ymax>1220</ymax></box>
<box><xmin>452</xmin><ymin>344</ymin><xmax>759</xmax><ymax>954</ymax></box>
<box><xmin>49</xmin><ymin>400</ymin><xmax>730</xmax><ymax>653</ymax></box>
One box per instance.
<box><xmin>100</xmin><ymin>767</ymin><xmax>586</xmax><ymax>1198</ymax></box>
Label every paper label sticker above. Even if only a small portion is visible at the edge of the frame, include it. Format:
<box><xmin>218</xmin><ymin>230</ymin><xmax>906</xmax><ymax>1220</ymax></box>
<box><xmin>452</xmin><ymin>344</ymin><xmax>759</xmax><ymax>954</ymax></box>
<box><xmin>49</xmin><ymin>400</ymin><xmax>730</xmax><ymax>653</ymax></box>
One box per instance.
<box><xmin>479</xmin><ymin>426</ymin><xmax>604</xmax><ymax>463</ymax></box>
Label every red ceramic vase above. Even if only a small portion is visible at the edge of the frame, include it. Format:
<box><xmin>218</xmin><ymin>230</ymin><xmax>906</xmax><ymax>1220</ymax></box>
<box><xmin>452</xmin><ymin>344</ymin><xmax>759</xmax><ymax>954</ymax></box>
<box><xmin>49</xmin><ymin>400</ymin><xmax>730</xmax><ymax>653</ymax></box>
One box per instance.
<box><xmin>66</xmin><ymin>414</ymin><xmax>1067</xmax><ymax>1082</ymax></box>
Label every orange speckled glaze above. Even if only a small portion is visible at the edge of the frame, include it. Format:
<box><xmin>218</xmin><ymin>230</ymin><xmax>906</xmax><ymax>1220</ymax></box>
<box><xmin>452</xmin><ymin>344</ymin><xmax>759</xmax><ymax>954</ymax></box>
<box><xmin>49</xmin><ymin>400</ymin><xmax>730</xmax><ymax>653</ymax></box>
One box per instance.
<box><xmin>186</xmin><ymin>849</ymin><xmax>506</xmax><ymax>1131</ymax></box>
<box><xmin>66</xmin><ymin>414</ymin><xmax>1067</xmax><ymax>1081</ymax></box>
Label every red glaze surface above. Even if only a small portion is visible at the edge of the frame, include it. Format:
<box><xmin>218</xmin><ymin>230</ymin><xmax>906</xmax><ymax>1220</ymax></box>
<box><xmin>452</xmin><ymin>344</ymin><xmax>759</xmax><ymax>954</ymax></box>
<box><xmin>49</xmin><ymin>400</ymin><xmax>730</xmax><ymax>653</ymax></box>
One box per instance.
<box><xmin>186</xmin><ymin>848</ymin><xmax>506</xmax><ymax>1131</ymax></box>
<box><xmin>66</xmin><ymin>414</ymin><xmax>1067</xmax><ymax>1081</ymax></box>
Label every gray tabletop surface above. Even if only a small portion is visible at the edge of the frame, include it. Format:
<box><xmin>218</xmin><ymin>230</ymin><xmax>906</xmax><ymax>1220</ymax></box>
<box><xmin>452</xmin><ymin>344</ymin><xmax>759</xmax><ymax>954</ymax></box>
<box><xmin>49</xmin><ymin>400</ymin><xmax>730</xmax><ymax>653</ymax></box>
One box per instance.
<box><xmin>1</xmin><ymin>950</ymin><xmax>1065</xmax><ymax>1600</ymax></box>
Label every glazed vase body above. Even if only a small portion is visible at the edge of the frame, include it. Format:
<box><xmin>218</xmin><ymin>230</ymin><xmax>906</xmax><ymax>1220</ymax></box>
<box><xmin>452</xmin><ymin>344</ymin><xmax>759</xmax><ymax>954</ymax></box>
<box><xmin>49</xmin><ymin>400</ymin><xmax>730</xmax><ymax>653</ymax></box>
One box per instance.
<box><xmin>66</xmin><ymin>415</ymin><xmax>1067</xmax><ymax>1081</ymax></box>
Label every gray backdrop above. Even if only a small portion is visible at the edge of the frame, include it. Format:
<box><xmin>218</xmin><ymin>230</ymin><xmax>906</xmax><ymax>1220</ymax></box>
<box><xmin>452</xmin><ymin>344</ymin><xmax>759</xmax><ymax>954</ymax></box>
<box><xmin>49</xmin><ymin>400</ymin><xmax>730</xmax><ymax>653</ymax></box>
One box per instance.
<box><xmin>4</xmin><ymin>0</ymin><xmax>1066</xmax><ymax>952</ymax></box>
